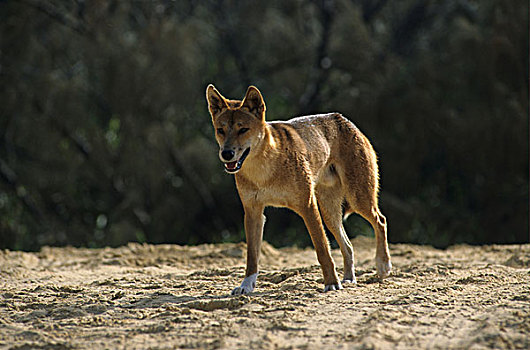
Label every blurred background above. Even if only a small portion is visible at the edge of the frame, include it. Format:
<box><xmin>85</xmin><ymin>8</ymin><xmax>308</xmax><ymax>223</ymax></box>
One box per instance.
<box><xmin>1</xmin><ymin>0</ymin><xmax>528</xmax><ymax>251</ymax></box>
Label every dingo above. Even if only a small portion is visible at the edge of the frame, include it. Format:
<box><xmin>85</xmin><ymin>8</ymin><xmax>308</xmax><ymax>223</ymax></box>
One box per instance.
<box><xmin>206</xmin><ymin>85</ymin><xmax>391</xmax><ymax>294</ymax></box>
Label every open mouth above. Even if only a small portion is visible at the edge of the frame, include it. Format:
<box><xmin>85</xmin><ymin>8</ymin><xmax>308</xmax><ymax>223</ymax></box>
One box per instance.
<box><xmin>224</xmin><ymin>148</ymin><xmax>250</xmax><ymax>173</ymax></box>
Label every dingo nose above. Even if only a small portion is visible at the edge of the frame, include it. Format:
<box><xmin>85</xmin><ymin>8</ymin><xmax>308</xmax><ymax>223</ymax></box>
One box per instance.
<box><xmin>221</xmin><ymin>150</ymin><xmax>235</xmax><ymax>161</ymax></box>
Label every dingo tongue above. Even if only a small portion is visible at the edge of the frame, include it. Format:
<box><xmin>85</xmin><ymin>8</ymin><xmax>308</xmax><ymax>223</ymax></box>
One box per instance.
<box><xmin>225</xmin><ymin>161</ymin><xmax>237</xmax><ymax>170</ymax></box>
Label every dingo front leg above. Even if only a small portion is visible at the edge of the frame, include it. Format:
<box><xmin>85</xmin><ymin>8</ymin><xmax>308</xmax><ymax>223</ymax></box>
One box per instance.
<box><xmin>232</xmin><ymin>205</ymin><xmax>265</xmax><ymax>295</ymax></box>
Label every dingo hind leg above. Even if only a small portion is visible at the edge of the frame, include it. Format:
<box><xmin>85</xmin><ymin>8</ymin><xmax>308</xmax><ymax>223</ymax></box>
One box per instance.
<box><xmin>316</xmin><ymin>183</ymin><xmax>356</xmax><ymax>284</ymax></box>
<box><xmin>345</xmin><ymin>195</ymin><xmax>391</xmax><ymax>279</ymax></box>
<box><xmin>359</xmin><ymin>206</ymin><xmax>392</xmax><ymax>279</ymax></box>
<box><xmin>340</xmin><ymin>148</ymin><xmax>392</xmax><ymax>279</ymax></box>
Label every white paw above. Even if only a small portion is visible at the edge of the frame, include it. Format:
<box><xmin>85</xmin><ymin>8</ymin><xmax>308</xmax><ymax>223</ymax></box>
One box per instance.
<box><xmin>232</xmin><ymin>273</ymin><xmax>258</xmax><ymax>295</ymax></box>
<box><xmin>231</xmin><ymin>285</ymin><xmax>253</xmax><ymax>295</ymax></box>
<box><xmin>323</xmin><ymin>281</ymin><xmax>343</xmax><ymax>292</ymax></box>
<box><xmin>376</xmin><ymin>257</ymin><xmax>392</xmax><ymax>279</ymax></box>
<box><xmin>342</xmin><ymin>267</ymin><xmax>356</xmax><ymax>284</ymax></box>
<box><xmin>342</xmin><ymin>277</ymin><xmax>357</xmax><ymax>284</ymax></box>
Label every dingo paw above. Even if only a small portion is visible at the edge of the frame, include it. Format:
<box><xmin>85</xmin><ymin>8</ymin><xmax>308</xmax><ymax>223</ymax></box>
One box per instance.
<box><xmin>342</xmin><ymin>277</ymin><xmax>357</xmax><ymax>284</ymax></box>
<box><xmin>231</xmin><ymin>273</ymin><xmax>257</xmax><ymax>295</ymax></box>
<box><xmin>342</xmin><ymin>268</ymin><xmax>356</xmax><ymax>284</ymax></box>
<box><xmin>323</xmin><ymin>281</ymin><xmax>343</xmax><ymax>292</ymax></box>
<box><xmin>376</xmin><ymin>257</ymin><xmax>392</xmax><ymax>279</ymax></box>
<box><xmin>231</xmin><ymin>286</ymin><xmax>253</xmax><ymax>295</ymax></box>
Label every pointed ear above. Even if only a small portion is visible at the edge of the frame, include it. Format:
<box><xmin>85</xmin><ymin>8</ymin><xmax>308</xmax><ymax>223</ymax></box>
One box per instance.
<box><xmin>206</xmin><ymin>84</ymin><xmax>228</xmax><ymax>118</ymax></box>
<box><xmin>241</xmin><ymin>86</ymin><xmax>266</xmax><ymax>120</ymax></box>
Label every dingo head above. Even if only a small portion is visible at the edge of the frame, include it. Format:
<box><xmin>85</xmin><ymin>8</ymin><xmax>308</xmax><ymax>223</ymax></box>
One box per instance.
<box><xmin>206</xmin><ymin>85</ymin><xmax>266</xmax><ymax>174</ymax></box>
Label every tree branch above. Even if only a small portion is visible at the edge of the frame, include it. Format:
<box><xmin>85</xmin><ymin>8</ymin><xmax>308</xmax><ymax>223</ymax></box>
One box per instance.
<box><xmin>19</xmin><ymin>0</ymin><xmax>91</xmax><ymax>38</ymax></box>
<box><xmin>356</xmin><ymin>0</ymin><xmax>389</xmax><ymax>23</ymax></box>
<box><xmin>299</xmin><ymin>0</ymin><xmax>335</xmax><ymax>114</ymax></box>
<box><xmin>211</xmin><ymin>1</ymin><xmax>251</xmax><ymax>87</ymax></box>
<box><xmin>0</xmin><ymin>157</ymin><xmax>46</xmax><ymax>225</ymax></box>
<box><xmin>166</xmin><ymin>139</ymin><xmax>230</xmax><ymax>239</ymax></box>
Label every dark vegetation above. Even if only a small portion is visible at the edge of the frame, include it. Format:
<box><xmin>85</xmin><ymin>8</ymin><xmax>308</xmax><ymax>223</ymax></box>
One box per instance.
<box><xmin>1</xmin><ymin>0</ymin><xmax>528</xmax><ymax>250</ymax></box>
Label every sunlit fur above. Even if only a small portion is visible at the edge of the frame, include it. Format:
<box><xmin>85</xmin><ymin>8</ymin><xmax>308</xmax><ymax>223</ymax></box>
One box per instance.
<box><xmin>207</xmin><ymin>84</ymin><xmax>391</xmax><ymax>294</ymax></box>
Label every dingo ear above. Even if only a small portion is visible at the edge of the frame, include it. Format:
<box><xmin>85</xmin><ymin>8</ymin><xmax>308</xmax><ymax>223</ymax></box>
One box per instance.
<box><xmin>241</xmin><ymin>86</ymin><xmax>266</xmax><ymax>120</ymax></box>
<box><xmin>206</xmin><ymin>84</ymin><xmax>228</xmax><ymax>118</ymax></box>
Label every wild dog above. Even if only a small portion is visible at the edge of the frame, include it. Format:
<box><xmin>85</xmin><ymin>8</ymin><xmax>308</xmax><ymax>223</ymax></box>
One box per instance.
<box><xmin>206</xmin><ymin>84</ymin><xmax>392</xmax><ymax>294</ymax></box>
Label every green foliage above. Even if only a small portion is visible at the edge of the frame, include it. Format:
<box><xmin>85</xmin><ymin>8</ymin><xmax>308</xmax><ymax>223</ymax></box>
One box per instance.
<box><xmin>0</xmin><ymin>0</ymin><xmax>528</xmax><ymax>250</ymax></box>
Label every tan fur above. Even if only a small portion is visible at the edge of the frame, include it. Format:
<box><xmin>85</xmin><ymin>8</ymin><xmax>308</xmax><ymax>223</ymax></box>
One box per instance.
<box><xmin>206</xmin><ymin>84</ymin><xmax>391</xmax><ymax>294</ymax></box>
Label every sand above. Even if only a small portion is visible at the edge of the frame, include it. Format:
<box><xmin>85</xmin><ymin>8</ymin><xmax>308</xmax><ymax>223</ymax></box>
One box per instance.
<box><xmin>1</xmin><ymin>236</ymin><xmax>529</xmax><ymax>349</ymax></box>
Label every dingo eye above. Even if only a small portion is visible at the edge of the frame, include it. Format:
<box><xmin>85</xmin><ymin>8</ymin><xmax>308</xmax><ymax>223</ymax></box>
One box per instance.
<box><xmin>238</xmin><ymin>128</ymin><xmax>249</xmax><ymax>135</ymax></box>
<box><xmin>216</xmin><ymin>128</ymin><xmax>225</xmax><ymax>135</ymax></box>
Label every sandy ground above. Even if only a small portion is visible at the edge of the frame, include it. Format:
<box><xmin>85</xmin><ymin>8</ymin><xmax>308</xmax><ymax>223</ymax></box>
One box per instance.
<box><xmin>1</xmin><ymin>236</ymin><xmax>529</xmax><ymax>349</ymax></box>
